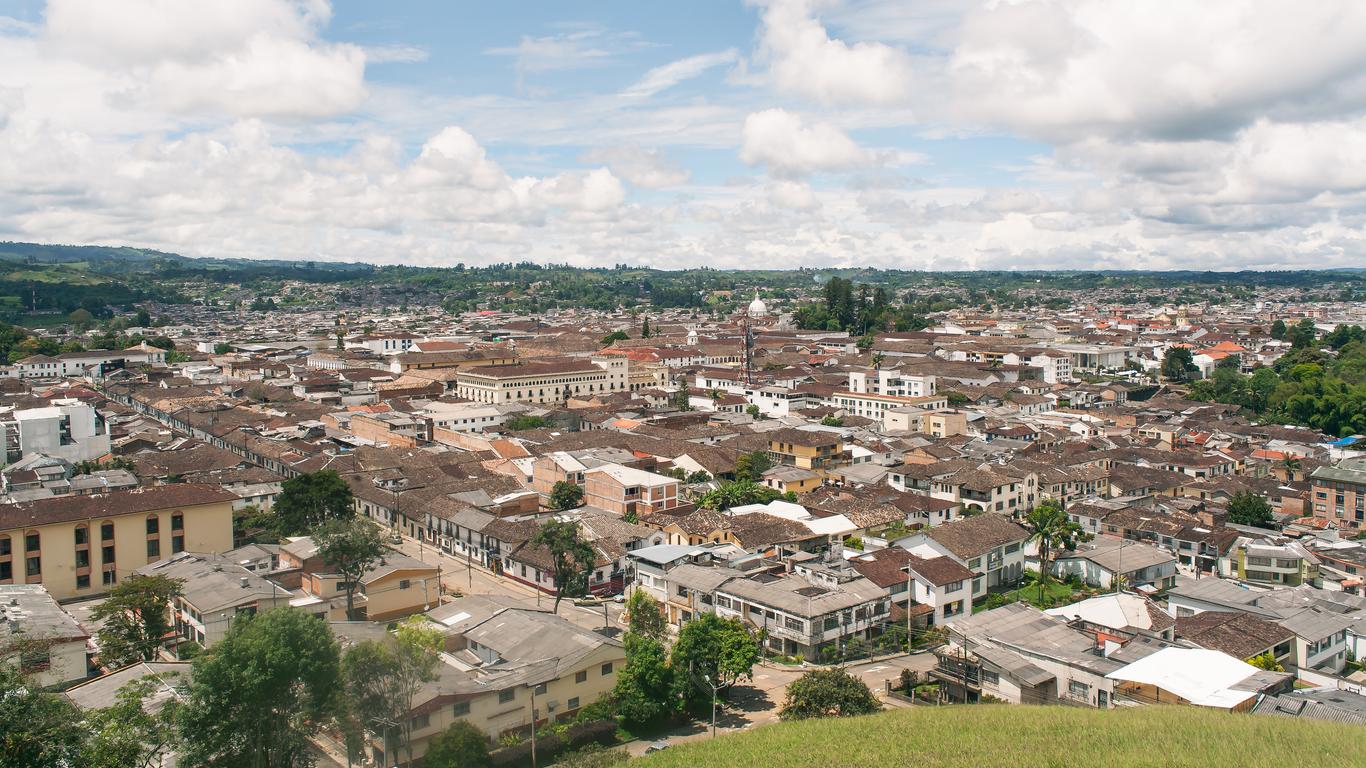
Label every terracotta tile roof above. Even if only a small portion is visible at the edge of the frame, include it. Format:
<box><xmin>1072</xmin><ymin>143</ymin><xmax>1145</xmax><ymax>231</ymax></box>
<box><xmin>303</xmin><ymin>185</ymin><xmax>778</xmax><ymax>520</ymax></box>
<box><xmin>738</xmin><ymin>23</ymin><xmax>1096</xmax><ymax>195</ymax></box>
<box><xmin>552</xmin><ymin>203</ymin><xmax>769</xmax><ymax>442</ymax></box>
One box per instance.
<box><xmin>0</xmin><ymin>484</ymin><xmax>237</xmax><ymax>530</ymax></box>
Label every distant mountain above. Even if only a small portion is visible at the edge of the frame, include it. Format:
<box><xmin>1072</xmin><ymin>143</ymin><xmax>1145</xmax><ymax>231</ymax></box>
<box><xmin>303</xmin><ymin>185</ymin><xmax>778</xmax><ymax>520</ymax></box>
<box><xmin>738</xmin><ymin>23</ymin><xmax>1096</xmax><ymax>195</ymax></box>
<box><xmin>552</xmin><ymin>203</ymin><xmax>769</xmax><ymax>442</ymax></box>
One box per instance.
<box><xmin>0</xmin><ymin>241</ymin><xmax>373</xmax><ymax>273</ymax></box>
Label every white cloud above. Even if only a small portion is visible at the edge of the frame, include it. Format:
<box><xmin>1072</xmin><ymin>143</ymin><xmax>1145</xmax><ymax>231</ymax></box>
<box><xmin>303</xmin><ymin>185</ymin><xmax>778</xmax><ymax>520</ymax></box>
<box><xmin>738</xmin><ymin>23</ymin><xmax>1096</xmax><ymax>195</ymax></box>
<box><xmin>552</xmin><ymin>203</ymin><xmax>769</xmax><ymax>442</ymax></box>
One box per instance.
<box><xmin>740</xmin><ymin>108</ymin><xmax>875</xmax><ymax>177</ymax></box>
<box><xmin>768</xmin><ymin>179</ymin><xmax>821</xmax><ymax>210</ymax></box>
<box><xmin>621</xmin><ymin>49</ymin><xmax>738</xmax><ymax>99</ymax></box>
<box><xmin>753</xmin><ymin>0</ymin><xmax>915</xmax><ymax>106</ymax></box>
<box><xmin>579</xmin><ymin>145</ymin><xmax>689</xmax><ymax>188</ymax></box>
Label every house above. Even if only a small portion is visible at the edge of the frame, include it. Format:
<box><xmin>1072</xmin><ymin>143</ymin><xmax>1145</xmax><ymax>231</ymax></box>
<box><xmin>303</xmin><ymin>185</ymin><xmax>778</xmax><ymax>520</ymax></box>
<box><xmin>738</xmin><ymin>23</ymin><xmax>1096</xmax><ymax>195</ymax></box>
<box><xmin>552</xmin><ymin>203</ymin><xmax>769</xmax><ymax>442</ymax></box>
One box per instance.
<box><xmin>0</xmin><ymin>484</ymin><xmax>237</xmax><ymax>601</ymax></box>
<box><xmin>0</xmin><ymin>583</ymin><xmax>89</xmax><ymax>687</ymax></box>
<box><xmin>389</xmin><ymin>600</ymin><xmax>626</xmax><ymax>766</ymax></box>
<box><xmin>1225</xmin><ymin>537</ymin><xmax>1320</xmax><ymax>587</ymax></box>
<box><xmin>1050</xmin><ymin>539</ymin><xmax>1177</xmax><ymax>591</ymax></box>
<box><xmin>900</xmin><ymin>514</ymin><xmax>1030</xmax><ymax>601</ymax></box>
<box><xmin>851</xmin><ymin>548</ymin><xmax>975</xmax><ymax>627</ymax></box>
<box><xmin>1174</xmin><ymin>611</ymin><xmax>1296</xmax><ymax>668</ymax></box>
<box><xmin>936</xmin><ymin>603</ymin><xmax>1124</xmax><ymax>707</ymax></box>
<box><xmin>64</xmin><ymin>660</ymin><xmax>192</xmax><ymax>767</ymax></box>
<box><xmin>1046</xmin><ymin>592</ymin><xmax>1176</xmax><ymax>644</ymax></box>
<box><xmin>283</xmin><ymin>538</ymin><xmax>441</xmax><ymax>622</ymax></box>
<box><xmin>761</xmin><ymin>465</ymin><xmax>823</xmax><ymax>495</ymax></box>
<box><xmin>1105</xmin><ymin>647</ymin><xmax>1290</xmax><ymax>711</ymax></box>
<box><xmin>138</xmin><ymin>551</ymin><xmax>293</xmax><ymax>650</ymax></box>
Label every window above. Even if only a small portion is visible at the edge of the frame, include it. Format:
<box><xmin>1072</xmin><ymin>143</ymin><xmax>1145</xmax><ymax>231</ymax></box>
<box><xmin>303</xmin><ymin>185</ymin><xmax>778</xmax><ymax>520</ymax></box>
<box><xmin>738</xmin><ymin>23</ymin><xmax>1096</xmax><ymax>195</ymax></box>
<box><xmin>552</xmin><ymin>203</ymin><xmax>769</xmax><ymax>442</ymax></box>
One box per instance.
<box><xmin>944</xmin><ymin>580</ymin><xmax>963</xmax><ymax>593</ymax></box>
<box><xmin>784</xmin><ymin>616</ymin><xmax>804</xmax><ymax>632</ymax></box>
<box><xmin>0</xmin><ymin>562</ymin><xmax>10</xmax><ymax>581</ymax></box>
<box><xmin>73</xmin><ymin>527</ymin><xmax>87</xmax><ymax>546</ymax></box>
<box><xmin>146</xmin><ymin>516</ymin><xmax>159</xmax><ymax>535</ymax></box>
<box><xmin>76</xmin><ymin>573</ymin><xmax>89</xmax><ymax>589</ymax></box>
<box><xmin>823</xmin><ymin>616</ymin><xmax>839</xmax><ymax>631</ymax></box>
<box><xmin>101</xmin><ymin>522</ymin><xmax>114</xmax><ymax>541</ymax></box>
<box><xmin>498</xmin><ymin>689</ymin><xmax>515</xmax><ymax>704</ymax></box>
<box><xmin>534</xmin><ymin>683</ymin><xmax>547</xmax><ymax>695</ymax></box>
<box><xmin>171</xmin><ymin>514</ymin><xmax>183</xmax><ymax>531</ymax></box>
<box><xmin>76</xmin><ymin>549</ymin><xmax>90</xmax><ymax>568</ymax></box>
<box><xmin>102</xmin><ymin>569</ymin><xmax>116</xmax><ymax>586</ymax></box>
<box><xmin>452</xmin><ymin>701</ymin><xmax>470</xmax><ymax>717</ymax></box>
<box><xmin>410</xmin><ymin>713</ymin><xmax>429</xmax><ymax>730</ymax></box>
<box><xmin>26</xmin><ymin>557</ymin><xmax>40</xmax><ymax>577</ymax></box>
<box><xmin>399</xmin><ymin>579</ymin><xmax>411</xmax><ymax>590</ymax></box>
<box><xmin>575</xmin><ymin>670</ymin><xmax>588</xmax><ymax>683</ymax></box>
<box><xmin>968</xmin><ymin>558</ymin><xmax>981</xmax><ymax>569</ymax></box>
<box><xmin>1068</xmin><ymin>680</ymin><xmax>1089</xmax><ymax>699</ymax></box>
<box><xmin>601</xmin><ymin>662</ymin><xmax>614</xmax><ymax>676</ymax></box>
<box><xmin>172</xmin><ymin>535</ymin><xmax>184</xmax><ymax>554</ymax></box>
<box><xmin>25</xmin><ymin>532</ymin><xmax>39</xmax><ymax>552</ymax></box>
<box><xmin>102</xmin><ymin>545</ymin><xmax>115</xmax><ymax>564</ymax></box>
<box><xmin>147</xmin><ymin>539</ymin><xmax>161</xmax><ymax>558</ymax></box>
<box><xmin>568</xmin><ymin>697</ymin><xmax>580</xmax><ymax>710</ymax></box>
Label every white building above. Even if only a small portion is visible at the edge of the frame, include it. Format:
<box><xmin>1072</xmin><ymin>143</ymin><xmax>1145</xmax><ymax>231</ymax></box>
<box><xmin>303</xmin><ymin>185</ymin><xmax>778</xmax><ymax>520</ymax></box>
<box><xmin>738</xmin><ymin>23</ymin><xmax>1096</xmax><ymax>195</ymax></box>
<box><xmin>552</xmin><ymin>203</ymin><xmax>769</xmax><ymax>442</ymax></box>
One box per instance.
<box><xmin>2</xmin><ymin>400</ymin><xmax>111</xmax><ymax>465</ymax></box>
<box><xmin>454</xmin><ymin>356</ymin><xmax>628</xmax><ymax>405</ymax></box>
<box><xmin>0</xmin><ymin>584</ymin><xmax>89</xmax><ymax>688</ymax></box>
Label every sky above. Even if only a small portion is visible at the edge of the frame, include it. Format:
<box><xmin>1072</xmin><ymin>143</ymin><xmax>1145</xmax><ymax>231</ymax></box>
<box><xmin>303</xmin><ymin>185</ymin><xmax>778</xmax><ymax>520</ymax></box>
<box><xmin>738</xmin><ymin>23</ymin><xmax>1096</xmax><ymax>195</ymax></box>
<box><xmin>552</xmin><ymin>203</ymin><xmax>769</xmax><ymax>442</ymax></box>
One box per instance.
<box><xmin>1</xmin><ymin>0</ymin><xmax>1365</xmax><ymax>271</ymax></box>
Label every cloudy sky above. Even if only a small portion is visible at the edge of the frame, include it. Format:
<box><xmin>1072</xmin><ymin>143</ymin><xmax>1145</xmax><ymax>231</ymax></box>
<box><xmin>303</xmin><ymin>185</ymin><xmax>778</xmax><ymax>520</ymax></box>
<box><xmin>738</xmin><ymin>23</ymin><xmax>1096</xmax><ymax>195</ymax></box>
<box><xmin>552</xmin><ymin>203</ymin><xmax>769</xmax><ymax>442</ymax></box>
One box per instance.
<box><xmin>2</xmin><ymin>0</ymin><xmax>1365</xmax><ymax>270</ymax></box>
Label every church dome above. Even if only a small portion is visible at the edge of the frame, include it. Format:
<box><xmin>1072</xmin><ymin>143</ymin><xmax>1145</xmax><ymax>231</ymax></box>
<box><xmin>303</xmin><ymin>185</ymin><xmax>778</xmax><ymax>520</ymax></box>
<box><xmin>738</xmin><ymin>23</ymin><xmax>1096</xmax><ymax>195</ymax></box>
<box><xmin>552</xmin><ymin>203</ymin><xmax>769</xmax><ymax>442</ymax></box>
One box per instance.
<box><xmin>747</xmin><ymin>291</ymin><xmax>767</xmax><ymax>318</ymax></box>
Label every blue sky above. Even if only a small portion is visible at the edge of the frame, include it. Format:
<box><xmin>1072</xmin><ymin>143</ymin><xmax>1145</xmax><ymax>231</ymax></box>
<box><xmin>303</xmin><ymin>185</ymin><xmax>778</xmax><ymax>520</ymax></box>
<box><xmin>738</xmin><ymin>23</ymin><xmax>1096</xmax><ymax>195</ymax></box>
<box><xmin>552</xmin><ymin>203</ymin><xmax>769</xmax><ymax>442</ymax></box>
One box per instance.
<box><xmin>0</xmin><ymin>0</ymin><xmax>1364</xmax><ymax>270</ymax></box>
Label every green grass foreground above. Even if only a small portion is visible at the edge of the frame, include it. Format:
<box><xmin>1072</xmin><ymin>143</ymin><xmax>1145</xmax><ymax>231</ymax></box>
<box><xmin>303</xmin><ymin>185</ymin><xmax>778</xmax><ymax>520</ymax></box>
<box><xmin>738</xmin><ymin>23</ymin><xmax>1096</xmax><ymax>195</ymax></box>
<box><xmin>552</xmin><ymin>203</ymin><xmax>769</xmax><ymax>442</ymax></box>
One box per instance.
<box><xmin>637</xmin><ymin>705</ymin><xmax>1366</xmax><ymax>768</ymax></box>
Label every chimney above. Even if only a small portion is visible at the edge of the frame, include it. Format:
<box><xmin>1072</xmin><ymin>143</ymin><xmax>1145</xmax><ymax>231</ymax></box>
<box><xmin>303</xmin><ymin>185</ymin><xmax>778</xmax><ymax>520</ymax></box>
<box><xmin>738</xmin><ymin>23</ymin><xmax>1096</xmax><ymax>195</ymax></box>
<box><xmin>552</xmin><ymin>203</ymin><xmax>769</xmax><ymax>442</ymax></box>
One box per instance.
<box><xmin>239</xmin><ymin>577</ymin><xmax>249</xmax><ymax>588</ymax></box>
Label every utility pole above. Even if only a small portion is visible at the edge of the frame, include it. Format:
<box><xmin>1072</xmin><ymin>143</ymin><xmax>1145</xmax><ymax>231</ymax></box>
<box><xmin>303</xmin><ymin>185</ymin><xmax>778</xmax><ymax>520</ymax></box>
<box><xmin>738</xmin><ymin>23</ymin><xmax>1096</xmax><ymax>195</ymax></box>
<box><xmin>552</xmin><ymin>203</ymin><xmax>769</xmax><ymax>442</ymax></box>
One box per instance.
<box><xmin>529</xmin><ymin>686</ymin><xmax>538</xmax><ymax>768</ymax></box>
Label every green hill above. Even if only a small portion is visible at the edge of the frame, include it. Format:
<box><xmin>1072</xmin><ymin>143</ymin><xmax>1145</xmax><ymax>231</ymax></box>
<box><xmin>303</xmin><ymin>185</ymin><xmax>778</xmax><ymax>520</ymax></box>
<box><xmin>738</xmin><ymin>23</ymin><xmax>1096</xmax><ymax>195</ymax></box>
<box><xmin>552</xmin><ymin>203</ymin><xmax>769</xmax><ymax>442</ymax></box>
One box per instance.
<box><xmin>638</xmin><ymin>705</ymin><xmax>1364</xmax><ymax>768</ymax></box>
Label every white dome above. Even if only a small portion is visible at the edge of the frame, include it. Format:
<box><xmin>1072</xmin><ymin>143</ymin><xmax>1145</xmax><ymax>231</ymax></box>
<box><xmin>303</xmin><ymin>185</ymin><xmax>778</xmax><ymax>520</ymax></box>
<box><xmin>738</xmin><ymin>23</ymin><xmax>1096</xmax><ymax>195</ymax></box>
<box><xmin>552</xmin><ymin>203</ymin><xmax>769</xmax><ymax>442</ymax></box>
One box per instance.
<box><xmin>747</xmin><ymin>291</ymin><xmax>767</xmax><ymax>317</ymax></box>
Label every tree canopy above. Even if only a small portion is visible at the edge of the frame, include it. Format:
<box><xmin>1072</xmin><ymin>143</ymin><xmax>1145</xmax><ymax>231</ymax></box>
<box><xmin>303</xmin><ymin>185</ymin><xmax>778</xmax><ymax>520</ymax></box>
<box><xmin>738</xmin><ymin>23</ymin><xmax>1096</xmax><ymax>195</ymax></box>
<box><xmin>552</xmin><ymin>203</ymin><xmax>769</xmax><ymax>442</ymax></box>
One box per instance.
<box><xmin>90</xmin><ymin>574</ymin><xmax>184</xmax><ymax>668</ymax></box>
<box><xmin>424</xmin><ymin>721</ymin><xmax>491</xmax><ymax>768</ymax></box>
<box><xmin>669</xmin><ymin>614</ymin><xmax>760</xmax><ymax>707</ymax></box>
<box><xmin>272</xmin><ymin>469</ymin><xmax>355</xmax><ymax>537</ymax></box>
<box><xmin>178</xmin><ymin>609</ymin><xmax>340</xmax><ymax>768</ymax></box>
<box><xmin>1227</xmin><ymin>492</ymin><xmax>1275</xmax><ymax>529</ymax></box>
<box><xmin>550</xmin><ymin>480</ymin><xmax>585</xmax><ymax>510</ymax></box>
<box><xmin>314</xmin><ymin>516</ymin><xmax>386</xmax><ymax>621</ymax></box>
<box><xmin>780</xmin><ymin>668</ymin><xmax>881</xmax><ymax>720</ymax></box>
<box><xmin>531</xmin><ymin>519</ymin><xmax>598</xmax><ymax>612</ymax></box>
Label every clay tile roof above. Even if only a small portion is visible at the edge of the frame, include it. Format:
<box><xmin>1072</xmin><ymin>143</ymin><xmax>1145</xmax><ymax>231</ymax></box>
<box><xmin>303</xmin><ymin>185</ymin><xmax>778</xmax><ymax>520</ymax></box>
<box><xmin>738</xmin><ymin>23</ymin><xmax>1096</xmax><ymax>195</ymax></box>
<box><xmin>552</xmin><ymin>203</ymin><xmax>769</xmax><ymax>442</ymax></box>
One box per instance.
<box><xmin>926</xmin><ymin>514</ymin><xmax>1030</xmax><ymax>560</ymax></box>
<box><xmin>0</xmin><ymin>484</ymin><xmax>237</xmax><ymax>530</ymax></box>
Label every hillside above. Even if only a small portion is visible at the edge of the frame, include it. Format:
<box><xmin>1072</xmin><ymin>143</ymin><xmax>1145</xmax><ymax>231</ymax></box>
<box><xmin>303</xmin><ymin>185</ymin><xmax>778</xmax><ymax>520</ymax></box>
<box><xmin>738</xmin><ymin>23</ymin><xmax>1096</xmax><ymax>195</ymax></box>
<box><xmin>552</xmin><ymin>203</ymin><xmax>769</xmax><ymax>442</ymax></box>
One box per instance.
<box><xmin>637</xmin><ymin>705</ymin><xmax>1365</xmax><ymax>768</ymax></box>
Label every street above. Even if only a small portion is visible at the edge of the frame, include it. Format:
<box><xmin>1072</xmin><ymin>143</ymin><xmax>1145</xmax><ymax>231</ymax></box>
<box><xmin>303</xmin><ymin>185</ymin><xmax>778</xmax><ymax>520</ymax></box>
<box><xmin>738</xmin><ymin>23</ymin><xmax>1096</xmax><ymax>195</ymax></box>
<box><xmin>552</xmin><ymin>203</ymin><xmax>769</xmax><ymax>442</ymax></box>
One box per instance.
<box><xmin>388</xmin><ymin>534</ymin><xmax>625</xmax><ymax>634</ymax></box>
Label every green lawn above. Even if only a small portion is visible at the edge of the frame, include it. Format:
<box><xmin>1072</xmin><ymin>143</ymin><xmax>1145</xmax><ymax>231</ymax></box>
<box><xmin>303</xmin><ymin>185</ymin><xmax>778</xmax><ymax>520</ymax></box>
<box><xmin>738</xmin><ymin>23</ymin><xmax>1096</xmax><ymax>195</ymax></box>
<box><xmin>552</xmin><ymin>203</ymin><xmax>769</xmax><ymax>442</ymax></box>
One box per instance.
<box><xmin>639</xmin><ymin>705</ymin><xmax>1364</xmax><ymax>768</ymax></box>
<box><xmin>977</xmin><ymin>579</ymin><xmax>1082</xmax><ymax>610</ymax></box>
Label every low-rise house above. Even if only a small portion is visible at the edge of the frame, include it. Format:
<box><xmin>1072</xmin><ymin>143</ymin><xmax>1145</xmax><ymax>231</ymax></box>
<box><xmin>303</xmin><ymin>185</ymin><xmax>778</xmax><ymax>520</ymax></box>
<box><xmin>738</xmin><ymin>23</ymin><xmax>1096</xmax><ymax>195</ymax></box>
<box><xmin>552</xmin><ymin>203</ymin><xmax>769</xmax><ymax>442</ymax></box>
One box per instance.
<box><xmin>1225</xmin><ymin>537</ymin><xmax>1320</xmax><ymax>587</ymax></box>
<box><xmin>138</xmin><ymin>551</ymin><xmax>293</xmax><ymax>650</ymax></box>
<box><xmin>900</xmin><ymin>514</ymin><xmax>1030</xmax><ymax>601</ymax></box>
<box><xmin>761</xmin><ymin>465</ymin><xmax>823</xmax><ymax>495</ymax></box>
<box><xmin>1105</xmin><ymin>647</ymin><xmax>1290</xmax><ymax>710</ymax></box>
<box><xmin>1050</xmin><ymin>539</ymin><xmax>1177</xmax><ymax>591</ymax></box>
<box><xmin>583</xmin><ymin>463</ymin><xmax>682</xmax><ymax>518</ymax></box>
<box><xmin>285</xmin><ymin>539</ymin><xmax>441</xmax><ymax>622</ymax></box>
<box><xmin>1046</xmin><ymin>592</ymin><xmax>1176</xmax><ymax>644</ymax></box>
<box><xmin>0</xmin><ymin>583</ymin><xmax>89</xmax><ymax>687</ymax></box>
<box><xmin>766</xmin><ymin>428</ymin><xmax>844</xmax><ymax>472</ymax></box>
<box><xmin>851</xmin><ymin>548</ymin><xmax>975</xmax><ymax>627</ymax></box>
<box><xmin>1174</xmin><ymin>611</ymin><xmax>1296</xmax><ymax>668</ymax></box>
<box><xmin>390</xmin><ymin>601</ymin><xmax>626</xmax><ymax>766</ymax></box>
<box><xmin>936</xmin><ymin>603</ymin><xmax>1124</xmax><ymax>707</ymax></box>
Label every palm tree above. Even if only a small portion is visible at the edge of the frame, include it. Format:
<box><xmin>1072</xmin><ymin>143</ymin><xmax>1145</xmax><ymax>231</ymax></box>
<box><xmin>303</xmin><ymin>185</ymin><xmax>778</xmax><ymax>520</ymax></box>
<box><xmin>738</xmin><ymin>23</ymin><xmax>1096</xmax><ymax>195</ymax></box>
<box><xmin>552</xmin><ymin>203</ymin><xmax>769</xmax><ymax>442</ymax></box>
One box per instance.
<box><xmin>871</xmin><ymin>352</ymin><xmax>885</xmax><ymax>370</ymax></box>
<box><xmin>1024</xmin><ymin>500</ymin><xmax>1084</xmax><ymax>602</ymax></box>
<box><xmin>1282</xmin><ymin>455</ymin><xmax>1302</xmax><ymax>481</ymax></box>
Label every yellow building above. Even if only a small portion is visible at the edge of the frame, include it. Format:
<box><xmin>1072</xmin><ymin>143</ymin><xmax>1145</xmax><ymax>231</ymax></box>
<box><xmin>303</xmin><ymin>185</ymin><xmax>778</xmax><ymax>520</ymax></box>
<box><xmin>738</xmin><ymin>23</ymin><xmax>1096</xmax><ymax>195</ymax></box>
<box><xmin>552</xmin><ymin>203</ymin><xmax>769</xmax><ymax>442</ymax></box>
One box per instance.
<box><xmin>0</xmin><ymin>484</ymin><xmax>236</xmax><ymax>601</ymax></box>
<box><xmin>387</xmin><ymin>600</ymin><xmax>626</xmax><ymax>766</ymax></box>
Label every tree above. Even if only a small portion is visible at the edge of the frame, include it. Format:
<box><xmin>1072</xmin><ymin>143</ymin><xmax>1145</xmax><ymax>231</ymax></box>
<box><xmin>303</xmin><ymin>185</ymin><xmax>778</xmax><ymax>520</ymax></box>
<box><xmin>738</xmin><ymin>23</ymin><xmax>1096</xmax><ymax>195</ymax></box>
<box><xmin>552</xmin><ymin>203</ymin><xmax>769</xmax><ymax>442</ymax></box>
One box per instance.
<box><xmin>314</xmin><ymin>517</ymin><xmax>386</xmax><ymax>621</ymax></box>
<box><xmin>697</xmin><ymin>480</ymin><xmax>782</xmax><ymax>510</ymax></box>
<box><xmin>505</xmin><ymin>414</ymin><xmax>549</xmax><ymax>431</ymax></box>
<box><xmin>870</xmin><ymin>352</ymin><xmax>885</xmax><ymax>370</ymax></box>
<box><xmin>613</xmin><ymin>632</ymin><xmax>674</xmax><ymax>726</ymax></box>
<box><xmin>212</xmin><ymin>342</ymin><xmax>231</xmax><ymax>354</ymax></box>
<box><xmin>1269</xmin><ymin>319</ymin><xmax>1287</xmax><ymax>340</ymax></box>
<box><xmin>1289</xmin><ymin>318</ymin><xmax>1318</xmax><ymax>349</ymax></box>
<box><xmin>1160</xmin><ymin>346</ymin><xmax>1197</xmax><ymax>382</ymax></box>
<box><xmin>685</xmin><ymin>470</ymin><xmax>712</xmax><ymax>484</ymax></box>
<box><xmin>272</xmin><ymin>469</ymin><xmax>355</xmax><ymax>537</ymax></box>
<box><xmin>1024</xmin><ymin>500</ymin><xmax>1084</xmax><ymax>599</ymax></box>
<box><xmin>80</xmin><ymin>676</ymin><xmax>183</xmax><ymax>768</ymax></box>
<box><xmin>733</xmin><ymin>450</ymin><xmax>773</xmax><ymax>482</ymax></box>
<box><xmin>549</xmin><ymin>480</ymin><xmax>585</xmax><ymax>511</ymax></box>
<box><xmin>342</xmin><ymin>617</ymin><xmax>443</xmax><ymax>767</ymax></box>
<box><xmin>669</xmin><ymin>614</ymin><xmax>759</xmax><ymax>707</ymax></box>
<box><xmin>672</xmin><ymin>380</ymin><xmax>693</xmax><ymax>411</ymax></box>
<box><xmin>423</xmin><ymin>721</ymin><xmax>490</xmax><ymax>768</ymax></box>
<box><xmin>601</xmin><ymin>330</ymin><xmax>629</xmax><ymax>345</ymax></box>
<box><xmin>179</xmin><ymin>609</ymin><xmax>341</xmax><ymax>768</ymax></box>
<box><xmin>531</xmin><ymin>519</ymin><xmax>598</xmax><ymax>613</ymax></box>
<box><xmin>1249</xmin><ymin>652</ymin><xmax>1284</xmax><ymax>672</ymax></box>
<box><xmin>745</xmin><ymin>404</ymin><xmax>762</xmax><ymax>418</ymax></box>
<box><xmin>1227</xmin><ymin>491</ymin><xmax>1275</xmax><ymax>529</ymax></box>
<box><xmin>779</xmin><ymin>668</ymin><xmax>880</xmax><ymax>720</ymax></box>
<box><xmin>625</xmin><ymin>590</ymin><xmax>667</xmax><ymax>641</ymax></box>
<box><xmin>0</xmin><ymin>664</ymin><xmax>87</xmax><ymax>768</ymax></box>
<box><xmin>640</xmin><ymin>317</ymin><xmax>651</xmax><ymax>338</ymax></box>
<box><xmin>90</xmin><ymin>574</ymin><xmax>184</xmax><ymax>668</ymax></box>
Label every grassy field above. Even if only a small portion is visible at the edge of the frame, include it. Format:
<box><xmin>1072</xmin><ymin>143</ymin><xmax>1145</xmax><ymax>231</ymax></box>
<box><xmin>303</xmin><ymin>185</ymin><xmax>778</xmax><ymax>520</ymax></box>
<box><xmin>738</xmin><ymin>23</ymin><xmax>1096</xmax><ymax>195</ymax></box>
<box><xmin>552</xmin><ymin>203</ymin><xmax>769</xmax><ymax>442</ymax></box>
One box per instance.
<box><xmin>638</xmin><ymin>705</ymin><xmax>1365</xmax><ymax>768</ymax></box>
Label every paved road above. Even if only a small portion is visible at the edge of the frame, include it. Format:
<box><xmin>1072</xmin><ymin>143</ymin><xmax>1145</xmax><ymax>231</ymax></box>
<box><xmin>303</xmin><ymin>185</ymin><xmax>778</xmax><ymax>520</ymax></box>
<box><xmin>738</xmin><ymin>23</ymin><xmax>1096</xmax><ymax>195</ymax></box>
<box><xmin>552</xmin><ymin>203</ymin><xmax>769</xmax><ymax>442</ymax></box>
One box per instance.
<box><xmin>388</xmin><ymin>534</ymin><xmax>624</xmax><ymax>634</ymax></box>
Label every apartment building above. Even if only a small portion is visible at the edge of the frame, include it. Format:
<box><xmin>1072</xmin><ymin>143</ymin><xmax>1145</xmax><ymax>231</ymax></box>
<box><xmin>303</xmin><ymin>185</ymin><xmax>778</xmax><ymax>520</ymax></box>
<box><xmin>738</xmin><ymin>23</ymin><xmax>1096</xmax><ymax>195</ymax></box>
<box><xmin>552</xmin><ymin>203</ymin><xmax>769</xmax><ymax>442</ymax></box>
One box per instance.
<box><xmin>1226</xmin><ymin>538</ymin><xmax>1320</xmax><ymax>588</ymax></box>
<box><xmin>767</xmin><ymin>428</ymin><xmax>844</xmax><ymax>472</ymax></box>
<box><xmin>453</xmin><ymin>356</ymin><xmax>628</xmax><ymax>405</ymax></box>
<box><xmin>828</xmin><ymin>390</ymin><xmax>948</xmax><ymax>422</ymax></box>
<box><xmin>1309</xmin><ymin>458</ymin><xmax>1366</xmax><ymax>531</ymax></box>
<box><xmin>583</xmin><ymin>463</ymin><xmax>682</xmax><ymax>518</ymax></box>
<box><xmin>0</xmin><ymin>484</ymin><xmax>236</xmax><ymax>601</ymax></box>
<box><xmin>847</xmin><ymin>369</ymin><xmax>937</xmax><ymax>398</ymax></box>
<box><xmin>0</xmin><ymin>399</ymin><xmax>111</xmax><ymax>465</ymax></box>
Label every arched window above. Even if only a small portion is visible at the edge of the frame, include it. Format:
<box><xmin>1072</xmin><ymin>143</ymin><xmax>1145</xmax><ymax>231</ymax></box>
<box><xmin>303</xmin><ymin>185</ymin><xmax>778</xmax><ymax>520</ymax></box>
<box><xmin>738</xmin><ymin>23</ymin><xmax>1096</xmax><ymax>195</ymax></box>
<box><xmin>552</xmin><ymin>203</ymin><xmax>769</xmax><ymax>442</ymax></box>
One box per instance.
<box><xmin>0</xmin><ymin>534</ymin><xmax>12</xmax><ymax>583</ymax></box>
